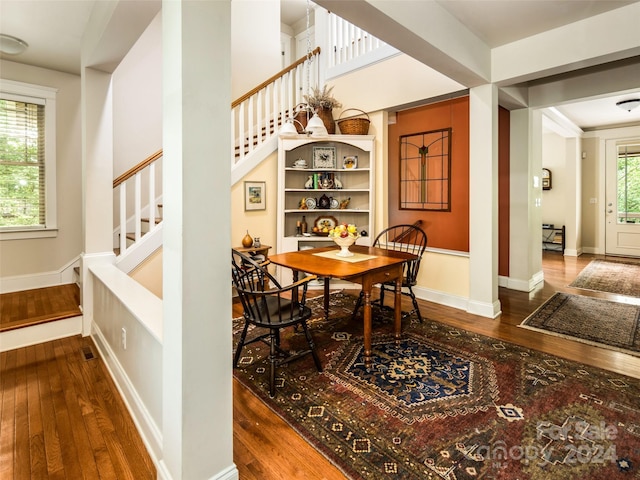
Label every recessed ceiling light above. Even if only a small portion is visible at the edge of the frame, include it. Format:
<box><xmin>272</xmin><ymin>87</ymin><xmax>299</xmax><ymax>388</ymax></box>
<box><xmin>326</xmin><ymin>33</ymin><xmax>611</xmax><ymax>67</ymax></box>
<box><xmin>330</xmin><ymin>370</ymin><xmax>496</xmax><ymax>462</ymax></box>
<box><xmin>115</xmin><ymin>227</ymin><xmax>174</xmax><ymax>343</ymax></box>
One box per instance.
<box><xmin>616</xmin><ymin>99</ymin><xmax>640</xmax><ymax>112</ymax></box>
<box><xmin>0</xmin><ymin>34</ymin><xmax>28</xmax><ymax>55</ymax></box>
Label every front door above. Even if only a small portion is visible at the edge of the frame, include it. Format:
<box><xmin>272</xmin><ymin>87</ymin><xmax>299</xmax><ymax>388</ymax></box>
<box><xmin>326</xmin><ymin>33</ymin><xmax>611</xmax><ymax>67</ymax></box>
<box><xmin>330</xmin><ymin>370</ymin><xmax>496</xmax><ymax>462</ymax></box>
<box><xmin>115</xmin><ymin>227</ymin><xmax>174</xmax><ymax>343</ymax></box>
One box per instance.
<box><xmin>605</xmin><ymin>140</ymin><xmax>640</xmax><ymax>257</ymax></box>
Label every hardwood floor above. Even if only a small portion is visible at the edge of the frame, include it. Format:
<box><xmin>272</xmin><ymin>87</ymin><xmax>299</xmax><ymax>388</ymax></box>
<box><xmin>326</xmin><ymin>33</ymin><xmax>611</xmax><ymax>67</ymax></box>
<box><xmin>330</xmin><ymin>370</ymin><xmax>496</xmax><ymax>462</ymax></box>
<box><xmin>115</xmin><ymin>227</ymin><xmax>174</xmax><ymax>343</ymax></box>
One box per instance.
<box><xmin>0</xmin><ymin>284</ymin><xmax>81</xmax><ymax>332</ymax></box>
<box><xmin>0</xmin><ymin>334</ymin><xmax>156</xmax><ymax>479</ymax></box>
<box><xmin>2</xmin><ymin>253</ymin><xmax>639</xmax><ymax>479</ymax></box>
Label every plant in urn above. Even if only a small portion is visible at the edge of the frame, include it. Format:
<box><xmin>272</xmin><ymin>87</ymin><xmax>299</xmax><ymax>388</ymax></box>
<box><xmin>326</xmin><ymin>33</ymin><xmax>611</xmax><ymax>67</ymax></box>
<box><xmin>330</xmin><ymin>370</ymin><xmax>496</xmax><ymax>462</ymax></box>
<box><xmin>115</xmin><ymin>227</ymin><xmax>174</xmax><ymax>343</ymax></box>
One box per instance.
<box><xmin>328</xmin><ymin>223</ymin><xmax>359</xmax><ymax>257</ymax></box>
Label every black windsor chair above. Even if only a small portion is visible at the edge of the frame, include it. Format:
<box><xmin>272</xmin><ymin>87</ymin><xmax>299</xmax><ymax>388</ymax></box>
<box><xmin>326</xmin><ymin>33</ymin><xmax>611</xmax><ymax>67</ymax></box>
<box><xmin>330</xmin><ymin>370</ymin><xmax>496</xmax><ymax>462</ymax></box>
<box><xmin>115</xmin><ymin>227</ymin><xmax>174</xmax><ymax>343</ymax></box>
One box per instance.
<box><xmin>231</xmin><ymin>249</ymin><xmax>322</xmax><ymax>397</ymax></box>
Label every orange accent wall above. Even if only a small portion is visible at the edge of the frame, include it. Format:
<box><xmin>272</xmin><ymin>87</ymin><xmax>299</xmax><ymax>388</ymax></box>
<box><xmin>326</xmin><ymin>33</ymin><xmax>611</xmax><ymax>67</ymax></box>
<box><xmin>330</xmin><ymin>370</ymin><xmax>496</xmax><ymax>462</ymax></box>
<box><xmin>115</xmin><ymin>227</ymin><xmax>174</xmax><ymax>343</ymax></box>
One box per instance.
<box><xmin>388</xmin><ymin>97</ymin><xmax>470</xmax><ymax>252</ymax></box>
<box><xmin>498</xmin><ymin>107</ymin><xmax>510</xmax><ymax>277</ymax></box>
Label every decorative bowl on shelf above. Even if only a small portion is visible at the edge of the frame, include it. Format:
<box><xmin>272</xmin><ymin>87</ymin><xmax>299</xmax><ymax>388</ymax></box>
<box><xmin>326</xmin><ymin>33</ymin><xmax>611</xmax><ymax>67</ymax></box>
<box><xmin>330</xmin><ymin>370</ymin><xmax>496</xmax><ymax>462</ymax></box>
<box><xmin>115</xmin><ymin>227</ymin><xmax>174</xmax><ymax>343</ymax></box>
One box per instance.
<box><xmin>332</xmin><ymin>235</ymin><xmax>358</xmax><ymax>257</ymax></box>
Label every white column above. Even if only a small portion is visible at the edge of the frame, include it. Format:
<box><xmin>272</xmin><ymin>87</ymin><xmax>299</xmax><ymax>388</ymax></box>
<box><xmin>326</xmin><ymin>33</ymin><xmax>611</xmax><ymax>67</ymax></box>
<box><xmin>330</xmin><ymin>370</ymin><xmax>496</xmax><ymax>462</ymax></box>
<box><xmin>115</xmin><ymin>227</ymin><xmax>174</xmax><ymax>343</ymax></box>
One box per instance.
<box><xmin>468</xmin><ymin>84</ymin><xmax>501</xmax><ymax>318</ymax></box>
<box><xmin>80</xmin><ymin>67</ymin><xmax>117</xmax><ymax>335</ymax></box>
<box><xmin>159</xmin><ymin>1</ymin><xmax>236</xmax><ymax>479</ymax></box>
<box><xmin>564</xmin><ymin>137</ymin><xmax>582</xmax><ymax>256</ymax></box>
<box><xmin>508</xmin><ymin>108</ymin><xmax>544</xmax><ymax>291</ymax></box>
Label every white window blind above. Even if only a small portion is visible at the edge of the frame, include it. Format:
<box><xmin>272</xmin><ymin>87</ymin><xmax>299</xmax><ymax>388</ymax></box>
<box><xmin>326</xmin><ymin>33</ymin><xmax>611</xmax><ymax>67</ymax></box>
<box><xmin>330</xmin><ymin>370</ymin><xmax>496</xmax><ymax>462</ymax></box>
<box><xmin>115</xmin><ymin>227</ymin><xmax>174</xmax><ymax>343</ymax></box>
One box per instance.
<box><xmin>0</xmin><ymin>97</ymin><xmax>46</xmax><ymax>227</ymax></box>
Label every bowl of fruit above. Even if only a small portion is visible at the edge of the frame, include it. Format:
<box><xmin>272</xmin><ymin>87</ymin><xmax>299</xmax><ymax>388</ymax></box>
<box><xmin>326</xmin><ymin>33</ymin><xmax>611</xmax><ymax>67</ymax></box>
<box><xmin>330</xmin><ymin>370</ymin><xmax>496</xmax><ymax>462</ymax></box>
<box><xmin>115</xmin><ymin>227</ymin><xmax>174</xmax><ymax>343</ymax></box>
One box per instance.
<box><xmin>328</xmin><ymin>223</ymin><xmax>359</xmax><ymax>257</ymax></box>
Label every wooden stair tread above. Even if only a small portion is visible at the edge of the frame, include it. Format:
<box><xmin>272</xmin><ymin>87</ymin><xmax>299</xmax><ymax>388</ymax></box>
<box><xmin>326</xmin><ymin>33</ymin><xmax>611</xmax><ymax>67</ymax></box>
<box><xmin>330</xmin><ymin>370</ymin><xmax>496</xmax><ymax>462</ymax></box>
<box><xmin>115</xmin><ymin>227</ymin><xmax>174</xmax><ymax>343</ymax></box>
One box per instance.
<box><xmin>0</xmin><ymin>284</ymin><xmax>81</xmax><ymax>332</ymax></box>
<box><xmin>141</xmin><ymin>217</ymin><xmax>162</xmax><ymax>224</ymax></box>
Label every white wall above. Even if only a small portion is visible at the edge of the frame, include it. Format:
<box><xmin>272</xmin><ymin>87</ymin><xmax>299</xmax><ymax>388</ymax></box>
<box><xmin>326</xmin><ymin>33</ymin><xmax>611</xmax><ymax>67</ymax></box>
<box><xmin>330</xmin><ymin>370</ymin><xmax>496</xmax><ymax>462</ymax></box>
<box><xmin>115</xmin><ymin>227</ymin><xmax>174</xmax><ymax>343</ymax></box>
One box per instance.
<box><xmin>0</xmin><ymin>61</ymin><xmax>82</xmax><ymax>280</ymax></box>
<box><xmin>112</xmin><ymin>13</ymin><xmax>163</xmax><ymax>179</ymax></box>
<box><xmin>541</xmin><ymin>131</ymin><xmax>568</xmax><ymax>228</ymax></box>
<box><xmin>231</xmin><ymin>0</ymin><xmax>282</xmax><ymax>99</ymax></box>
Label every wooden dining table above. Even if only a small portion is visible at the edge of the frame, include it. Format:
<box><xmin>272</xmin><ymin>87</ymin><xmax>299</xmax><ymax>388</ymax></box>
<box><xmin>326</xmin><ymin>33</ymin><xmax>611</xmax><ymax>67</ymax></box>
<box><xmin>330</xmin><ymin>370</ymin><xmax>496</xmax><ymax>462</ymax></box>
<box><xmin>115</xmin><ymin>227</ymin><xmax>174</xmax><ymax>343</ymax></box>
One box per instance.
<box><xmin>268</xmin><ymin>245</ymin><xmax>417</xmax><ymax>369</ymax></box>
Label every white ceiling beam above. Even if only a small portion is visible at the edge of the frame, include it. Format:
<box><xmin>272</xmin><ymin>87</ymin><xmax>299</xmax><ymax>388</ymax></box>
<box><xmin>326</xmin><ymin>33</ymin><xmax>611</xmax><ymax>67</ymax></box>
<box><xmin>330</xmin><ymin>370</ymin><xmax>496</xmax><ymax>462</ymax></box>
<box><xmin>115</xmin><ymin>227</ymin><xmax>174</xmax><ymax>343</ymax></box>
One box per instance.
<box><xmin>492</xmin><ymin>2</ymin><xmax>640</xmax><ymax>86</ymax></box>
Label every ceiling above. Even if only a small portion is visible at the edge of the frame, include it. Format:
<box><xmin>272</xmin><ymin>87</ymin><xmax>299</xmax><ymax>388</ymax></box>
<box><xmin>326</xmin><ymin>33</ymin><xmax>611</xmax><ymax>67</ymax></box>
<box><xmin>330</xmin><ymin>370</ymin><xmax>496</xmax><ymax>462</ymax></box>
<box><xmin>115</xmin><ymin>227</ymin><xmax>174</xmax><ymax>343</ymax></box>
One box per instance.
<box><xmin>1</xmin><ymin>0</ymin><xmax>639</xmax><ymax>130</ymax></box>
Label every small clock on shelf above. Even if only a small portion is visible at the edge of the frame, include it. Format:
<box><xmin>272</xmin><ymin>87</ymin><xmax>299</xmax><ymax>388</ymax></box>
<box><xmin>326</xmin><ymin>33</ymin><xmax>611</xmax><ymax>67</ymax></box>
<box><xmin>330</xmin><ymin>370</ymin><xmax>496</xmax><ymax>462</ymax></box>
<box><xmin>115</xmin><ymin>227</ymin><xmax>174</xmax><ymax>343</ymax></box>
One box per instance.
<box><xmin>542</xmin><ymin>168</ymin><xmax>552</xmax><ymax>190</ymax></box>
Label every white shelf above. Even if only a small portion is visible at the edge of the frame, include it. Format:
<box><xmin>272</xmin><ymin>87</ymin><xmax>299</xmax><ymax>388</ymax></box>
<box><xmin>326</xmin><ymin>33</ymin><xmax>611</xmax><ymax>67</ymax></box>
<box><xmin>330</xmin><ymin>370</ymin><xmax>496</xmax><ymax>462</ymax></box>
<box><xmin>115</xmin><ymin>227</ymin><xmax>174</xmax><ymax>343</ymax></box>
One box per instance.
<box><xmin>277</xmin><ymin>135</ymin><xmax>375</xmax><ymax>286</ymax></box>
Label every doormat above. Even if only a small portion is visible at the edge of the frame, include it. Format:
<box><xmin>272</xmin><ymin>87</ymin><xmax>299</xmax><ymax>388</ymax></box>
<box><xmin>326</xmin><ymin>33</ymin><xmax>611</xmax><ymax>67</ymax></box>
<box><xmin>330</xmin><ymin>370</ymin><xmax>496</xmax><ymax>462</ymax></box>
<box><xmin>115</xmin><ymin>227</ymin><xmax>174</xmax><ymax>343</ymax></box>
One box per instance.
<box><xmin>520</xmin><ymin>292</ymin><xmax>640</xmax><ymax>357</ymax></box>
<box><xmin>569</xmin><ymin>258</ymin><xmax>640</xmax><ymax>298</ymax></box>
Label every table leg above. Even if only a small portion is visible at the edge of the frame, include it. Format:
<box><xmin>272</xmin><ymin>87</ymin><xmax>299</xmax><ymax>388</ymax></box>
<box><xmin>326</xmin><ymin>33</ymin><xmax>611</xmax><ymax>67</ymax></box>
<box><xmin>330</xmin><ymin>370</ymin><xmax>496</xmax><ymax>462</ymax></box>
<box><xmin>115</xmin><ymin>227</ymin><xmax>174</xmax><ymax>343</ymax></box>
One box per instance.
<box><xmin>363</xmin><ymin>282</ymin><xmax>373</xmax><ymax>370</ymax></box>
<box><xmin>394</xmin><ymin>275</ymin><xmax>402</xmax><ymax>343</ymax></box>
<box><xmin>323</xmin><ymin>277</ymin><xmax>330</xmax><ymax>320</ymax></box>
<box><xmin>292</xmin><ymin>269</ymin><xmax>299</xmax><ymax>304</ymax></box>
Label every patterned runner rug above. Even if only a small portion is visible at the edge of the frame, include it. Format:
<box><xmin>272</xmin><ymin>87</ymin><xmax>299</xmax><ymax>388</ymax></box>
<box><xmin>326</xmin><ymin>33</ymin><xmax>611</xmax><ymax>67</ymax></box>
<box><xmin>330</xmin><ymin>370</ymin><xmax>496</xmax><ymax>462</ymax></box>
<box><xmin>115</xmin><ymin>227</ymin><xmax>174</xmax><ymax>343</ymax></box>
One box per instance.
<box><xmin>569</xmin><ymin>258</ymin><xmax>640</xmax><ymax>298</ymax></box>
<box><xmin>520</xmin><ymin>292</ymin><xmax>640</xmax><ymax>357</ymax></box>
<box><xmin>233</xmin><ymin>292</ymin><xmax>640</xmax><ymax>479</ymax></box>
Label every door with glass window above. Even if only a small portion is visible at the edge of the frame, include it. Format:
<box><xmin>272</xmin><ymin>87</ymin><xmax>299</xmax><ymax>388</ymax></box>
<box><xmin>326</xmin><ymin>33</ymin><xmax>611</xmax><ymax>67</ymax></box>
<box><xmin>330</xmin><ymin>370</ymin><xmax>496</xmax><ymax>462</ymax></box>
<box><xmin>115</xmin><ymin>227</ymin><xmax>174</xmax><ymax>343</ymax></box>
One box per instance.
<box><xmin>605</xmin><ymin>140</ymin><xmax>640</xmax><ymax>257</ymax></box>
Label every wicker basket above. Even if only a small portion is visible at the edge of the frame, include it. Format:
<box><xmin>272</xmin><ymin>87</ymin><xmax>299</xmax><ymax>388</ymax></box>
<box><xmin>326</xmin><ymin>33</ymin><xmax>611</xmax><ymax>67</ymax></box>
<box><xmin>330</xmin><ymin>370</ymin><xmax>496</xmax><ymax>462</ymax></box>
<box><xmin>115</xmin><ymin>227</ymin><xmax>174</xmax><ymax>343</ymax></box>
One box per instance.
<box><xmin>337</xmin><ymin>108</ymin><xmax>370</xmax><ymax>135</ymax></box>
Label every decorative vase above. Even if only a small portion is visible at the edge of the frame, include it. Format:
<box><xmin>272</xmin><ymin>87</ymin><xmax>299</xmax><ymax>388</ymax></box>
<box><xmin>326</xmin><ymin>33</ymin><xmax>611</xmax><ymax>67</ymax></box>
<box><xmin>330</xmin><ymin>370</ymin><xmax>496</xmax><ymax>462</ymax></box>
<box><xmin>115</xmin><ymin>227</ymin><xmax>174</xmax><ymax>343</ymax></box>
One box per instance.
<box><xmin>333</xmin><ymin>235</ymin><xmax>357</xmax><ymax>257</ymax></box>
<box><xmin>242</xmin><ymin>231</ymin><xmax>253</xmax><ymax>248</ymax></box>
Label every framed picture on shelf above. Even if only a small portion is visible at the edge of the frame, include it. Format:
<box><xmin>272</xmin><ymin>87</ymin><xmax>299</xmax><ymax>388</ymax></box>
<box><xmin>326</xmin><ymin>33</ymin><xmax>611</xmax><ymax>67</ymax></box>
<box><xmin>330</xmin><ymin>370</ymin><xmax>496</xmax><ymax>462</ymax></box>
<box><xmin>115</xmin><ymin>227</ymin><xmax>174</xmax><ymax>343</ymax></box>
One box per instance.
<box><xmin>313</xmin><ymin>146</ymin><xmax>337</xmax><ymax>169</ymax></box>
<box><xmin>244</xmin><ymin>181</ymin><xmax>266</xmax><ymax>211</ymax></box>
<box><xmin>343</xmin><ymin>155</ymin><xmax>358</xmax><ymax>169</ymax></box>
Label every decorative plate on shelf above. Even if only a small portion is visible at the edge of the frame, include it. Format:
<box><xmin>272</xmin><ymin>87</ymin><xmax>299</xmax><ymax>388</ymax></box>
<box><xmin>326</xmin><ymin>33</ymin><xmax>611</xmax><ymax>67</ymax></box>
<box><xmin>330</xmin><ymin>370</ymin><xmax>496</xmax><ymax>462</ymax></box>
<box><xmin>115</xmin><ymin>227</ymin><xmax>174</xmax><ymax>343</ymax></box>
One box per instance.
<box><xmin>330</xmin><ymin>198</ymin><xmax>339</xmax><ymax>209</ymax></box>
<box><xmin>343</xmin><ymin>155</ymin><xmax>358</xmax><ymax>169</ymax></box>
<box><xmin>314</xmin><ymin>215</ymin><xmax>338</xmax><ymax>233</ymax></box>
<box><xmin>305</xmin><ymin>197</ymin><xmax>317</xmax><ymax>209</ymax></box>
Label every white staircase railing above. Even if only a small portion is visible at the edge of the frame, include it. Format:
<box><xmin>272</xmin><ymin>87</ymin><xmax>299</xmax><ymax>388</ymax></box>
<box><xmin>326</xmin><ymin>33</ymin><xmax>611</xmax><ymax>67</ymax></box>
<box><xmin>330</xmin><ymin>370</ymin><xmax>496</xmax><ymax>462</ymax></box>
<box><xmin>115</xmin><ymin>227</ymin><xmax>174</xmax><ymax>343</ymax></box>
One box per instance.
<box><xmin>231</xmin><ymin>47</ymin><xmax>321</xmax><ymax>166</ymax></box>
<box><xmin>322</xmin><ymin>11</ymin><xmax>400</xmax><ymax>80</ymax></box>
<box><xmin>113</xmin><ymin>150</ymin><xmax>163</xmax><ymax>257</ymax></box>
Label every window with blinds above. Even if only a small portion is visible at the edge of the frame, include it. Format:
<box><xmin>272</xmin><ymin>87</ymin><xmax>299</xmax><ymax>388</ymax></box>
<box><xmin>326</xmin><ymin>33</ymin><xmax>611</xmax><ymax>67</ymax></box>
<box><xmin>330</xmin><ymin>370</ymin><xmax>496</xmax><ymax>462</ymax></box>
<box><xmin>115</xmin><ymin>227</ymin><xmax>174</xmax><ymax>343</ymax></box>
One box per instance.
<box><xmin>0</xmin><ymin>97</ymin><xmax>46</xmax><ymax>227</ymax></box>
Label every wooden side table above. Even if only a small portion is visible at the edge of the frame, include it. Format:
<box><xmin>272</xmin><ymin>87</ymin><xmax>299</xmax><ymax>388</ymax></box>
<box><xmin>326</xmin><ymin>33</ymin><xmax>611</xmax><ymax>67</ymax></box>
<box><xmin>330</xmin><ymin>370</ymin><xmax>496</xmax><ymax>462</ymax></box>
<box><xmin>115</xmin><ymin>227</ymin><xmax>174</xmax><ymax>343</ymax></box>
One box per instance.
<box><xmin>233</xmin><ymin>245</ymin><xmax>273</xmax><ymax>294</ymax></box>
<box><xmin>233</xmin><ymin>245</ymin><xmax>271</xmax><ymax>262</ymax></box>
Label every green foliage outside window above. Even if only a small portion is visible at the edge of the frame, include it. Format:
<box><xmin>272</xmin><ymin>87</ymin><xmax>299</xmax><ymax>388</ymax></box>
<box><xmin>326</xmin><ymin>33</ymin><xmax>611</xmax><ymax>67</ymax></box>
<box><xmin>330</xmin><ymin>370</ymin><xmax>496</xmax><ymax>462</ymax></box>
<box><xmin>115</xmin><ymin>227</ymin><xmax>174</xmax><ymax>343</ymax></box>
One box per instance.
<box><xmin>617</xmin><ymin>147</ymin><xmax>640</xmax><ymax>224</ymax></box>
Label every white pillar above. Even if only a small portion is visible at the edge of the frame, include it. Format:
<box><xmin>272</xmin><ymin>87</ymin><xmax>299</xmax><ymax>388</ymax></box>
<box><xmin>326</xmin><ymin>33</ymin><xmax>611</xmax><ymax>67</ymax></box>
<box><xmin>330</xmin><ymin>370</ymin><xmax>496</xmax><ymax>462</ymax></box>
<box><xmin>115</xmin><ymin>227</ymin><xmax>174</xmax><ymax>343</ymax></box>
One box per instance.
<box><xmin>508</xmin><ymin>108</ymin><xmax>543</xmax><ymax>291</ymax></box>
<box><xmin>564</xmin><ymin>137</ymin><xmax>582</xmax><ymax>256</ymax></box>
<box><xmin>468</xmin><ymin>84</ymin><xmax>501</xmax><ymax>318</ymax></box>
<box><xmin>80</xmin><ymin>68</ymin><xmax>117</xmax><ymax>335</ymax></box>
<box><xmin>159</xmin><ymin>1</ymin><xmax>236</xmax><ymax>479</ymax></box>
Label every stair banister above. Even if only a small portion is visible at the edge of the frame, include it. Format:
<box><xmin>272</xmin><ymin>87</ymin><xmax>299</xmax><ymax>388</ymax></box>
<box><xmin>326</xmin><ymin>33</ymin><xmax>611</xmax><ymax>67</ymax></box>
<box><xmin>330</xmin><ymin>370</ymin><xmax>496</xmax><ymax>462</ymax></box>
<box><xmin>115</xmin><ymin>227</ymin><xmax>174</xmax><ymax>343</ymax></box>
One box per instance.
<box><xmin>113</xmin><ymin>149</ymin><xmax>163</xmax><ymax>256</ymax></box>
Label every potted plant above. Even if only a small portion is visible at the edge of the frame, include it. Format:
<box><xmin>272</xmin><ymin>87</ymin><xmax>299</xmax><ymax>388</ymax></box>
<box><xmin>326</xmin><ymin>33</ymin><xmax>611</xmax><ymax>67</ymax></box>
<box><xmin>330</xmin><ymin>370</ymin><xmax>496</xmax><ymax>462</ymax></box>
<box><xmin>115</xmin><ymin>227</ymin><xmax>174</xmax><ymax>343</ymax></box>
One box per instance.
<box><xmin>303</xmin><ymin>85</ymin><xmax>342</xmax><ymax>134</ymax></box>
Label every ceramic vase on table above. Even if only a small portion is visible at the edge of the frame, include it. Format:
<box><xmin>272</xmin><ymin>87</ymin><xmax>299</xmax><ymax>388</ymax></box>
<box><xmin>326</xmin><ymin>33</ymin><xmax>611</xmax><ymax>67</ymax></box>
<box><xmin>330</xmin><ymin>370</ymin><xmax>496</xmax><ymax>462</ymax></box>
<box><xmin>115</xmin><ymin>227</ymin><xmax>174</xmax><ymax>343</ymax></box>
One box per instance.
<box><xmin>333</xmin><ymin>235</ymin><xmax>358</xmax><ymax>257</ymax></box>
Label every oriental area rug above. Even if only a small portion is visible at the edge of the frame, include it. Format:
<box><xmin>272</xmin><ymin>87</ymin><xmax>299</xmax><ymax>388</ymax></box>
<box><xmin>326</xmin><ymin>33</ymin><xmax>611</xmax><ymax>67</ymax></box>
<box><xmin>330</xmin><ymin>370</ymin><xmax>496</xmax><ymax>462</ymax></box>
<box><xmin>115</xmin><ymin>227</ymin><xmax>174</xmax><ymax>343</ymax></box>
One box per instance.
<box><xmin>520</xmin><ymin>293</ymin><xmax>640</xmax><ymax>357</ymax></box>
<box><xmin>569</xmin><ymin>258</ymin><xmax>640</xmax><ymax>298</ymax></box>
<box><xmin>233</xmin><ymin>292</ymin><xmax>640</xmax><ymax>479</ymax></box>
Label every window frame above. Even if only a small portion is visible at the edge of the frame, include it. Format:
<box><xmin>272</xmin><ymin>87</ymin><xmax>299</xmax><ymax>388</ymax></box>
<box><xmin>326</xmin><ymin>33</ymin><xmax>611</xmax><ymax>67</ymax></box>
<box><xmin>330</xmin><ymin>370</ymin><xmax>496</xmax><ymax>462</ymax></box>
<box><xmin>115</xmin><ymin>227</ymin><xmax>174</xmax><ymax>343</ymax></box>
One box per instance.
<box><xmin>0</xmin><ymin>79</ymin><xmax>58</xmax><ymax>240</ymax></box>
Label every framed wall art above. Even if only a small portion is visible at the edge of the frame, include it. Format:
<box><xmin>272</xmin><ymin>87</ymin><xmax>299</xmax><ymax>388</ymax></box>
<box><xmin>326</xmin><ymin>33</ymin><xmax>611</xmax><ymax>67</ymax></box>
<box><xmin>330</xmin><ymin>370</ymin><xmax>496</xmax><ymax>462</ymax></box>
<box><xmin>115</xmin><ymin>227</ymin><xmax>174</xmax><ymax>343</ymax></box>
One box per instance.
<box><xmin>244</xmin><ymin>181</ymin><xmax>266</xmax><ymax>211</ymax></box>
<box><xmin>542</xmin><ymin>168</ymin><xmax>552</xmax><ymax>190</ymax></box>
<box><xmin>312</xmin><ymin>146</ymin><xmax>337</xmax><ymax>169</ymax></box>
<box><xmin>399</xmin><ymin>128</ymin><xmax>452</xmax><ymax>211</ymax></box>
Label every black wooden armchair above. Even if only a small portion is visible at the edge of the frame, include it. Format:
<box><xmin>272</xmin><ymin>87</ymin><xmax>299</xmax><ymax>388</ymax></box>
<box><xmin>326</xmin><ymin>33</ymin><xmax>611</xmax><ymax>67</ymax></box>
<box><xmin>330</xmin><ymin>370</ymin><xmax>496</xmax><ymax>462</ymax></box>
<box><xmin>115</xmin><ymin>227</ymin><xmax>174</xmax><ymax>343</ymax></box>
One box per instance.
<box><xmin>231</xmin><ymin>249</ymin><xmax>322</xmax><ymax>397</ymax></box>
<box><xmin>352</xmin><ymin>224</ymin><xmax>428</xmax><ymax>322</ymax></box>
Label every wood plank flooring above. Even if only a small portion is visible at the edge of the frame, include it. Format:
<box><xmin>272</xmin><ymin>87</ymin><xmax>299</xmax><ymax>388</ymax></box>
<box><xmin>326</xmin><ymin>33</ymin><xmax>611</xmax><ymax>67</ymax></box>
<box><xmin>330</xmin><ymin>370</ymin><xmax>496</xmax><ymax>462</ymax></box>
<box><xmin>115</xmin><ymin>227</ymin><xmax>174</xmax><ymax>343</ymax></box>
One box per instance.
<box><xmin>0</xmin><ymin>334</ymin><xmax>156</xmax><ymax>479</ymax></box>
<box><xmin>2</xmin><ymin>252</ymin><xmax>640</xmax><ymax>479</ymax></box>
<box><xmin>0</xmin><ymin>284</ymin><xmax>81</xmax><ymax>332</ymax></box>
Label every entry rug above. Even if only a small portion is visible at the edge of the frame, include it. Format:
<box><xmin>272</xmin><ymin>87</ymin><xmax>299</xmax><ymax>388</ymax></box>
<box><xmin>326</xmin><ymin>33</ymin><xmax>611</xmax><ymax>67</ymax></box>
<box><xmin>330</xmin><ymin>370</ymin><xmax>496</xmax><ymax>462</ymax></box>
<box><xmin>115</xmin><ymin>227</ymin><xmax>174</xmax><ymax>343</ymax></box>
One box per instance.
<box><xmin>521</xmin><ymin>292</ymin><xmax>640</xmax><ymax>357</ymax></box>
<box><xmin>233</xmin><ymin>292</ymin><xmax>640</xmax><ymax>479</ymax></box>
<box><xmin>569</xmin><ymin>258</ymin><xmax>640</xmax><ymax>298</ymax></box>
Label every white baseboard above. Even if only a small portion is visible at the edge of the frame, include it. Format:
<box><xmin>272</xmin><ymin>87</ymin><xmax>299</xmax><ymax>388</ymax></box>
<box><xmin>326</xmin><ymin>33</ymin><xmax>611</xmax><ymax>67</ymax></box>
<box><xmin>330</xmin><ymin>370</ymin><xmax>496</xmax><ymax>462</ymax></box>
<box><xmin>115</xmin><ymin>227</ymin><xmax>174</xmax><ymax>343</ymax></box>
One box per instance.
<box><xmin>0</xmin><ymin>316</ymin><xmax>82</xmax><ymax>352</ymax></box>
<box><xmin>90</xmin><ymin>323</ymin><xmax>163</xmax><ymax>467</ymax></box>
<box><xmin>0</xmin><ymin>256</ymin><xmax>80</xmax><ymax>294</ymax></box>
<box><xmin>413</xmin><ymin>285</ymin><xmax>469</xmax><ymax>312</ymax></box>
<box><xmin>156</xmin><ymin>462</ymin><xmax>239</xmax><ymax>480</ymax></box>
<box><xmin>499</xmin><ymin>270</ymin><xmax>544</xmax><ymax>292</ymax></box>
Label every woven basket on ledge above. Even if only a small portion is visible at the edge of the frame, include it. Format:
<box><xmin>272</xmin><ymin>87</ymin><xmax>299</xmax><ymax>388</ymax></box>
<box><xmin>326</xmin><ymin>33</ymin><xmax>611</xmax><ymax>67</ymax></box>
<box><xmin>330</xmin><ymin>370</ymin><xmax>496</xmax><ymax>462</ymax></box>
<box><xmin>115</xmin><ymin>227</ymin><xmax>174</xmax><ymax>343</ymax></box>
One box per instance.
<box><xmin>337</xmin><ymin>108</ymin><xmax>370</xmax><ymax>135</ymax></box>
